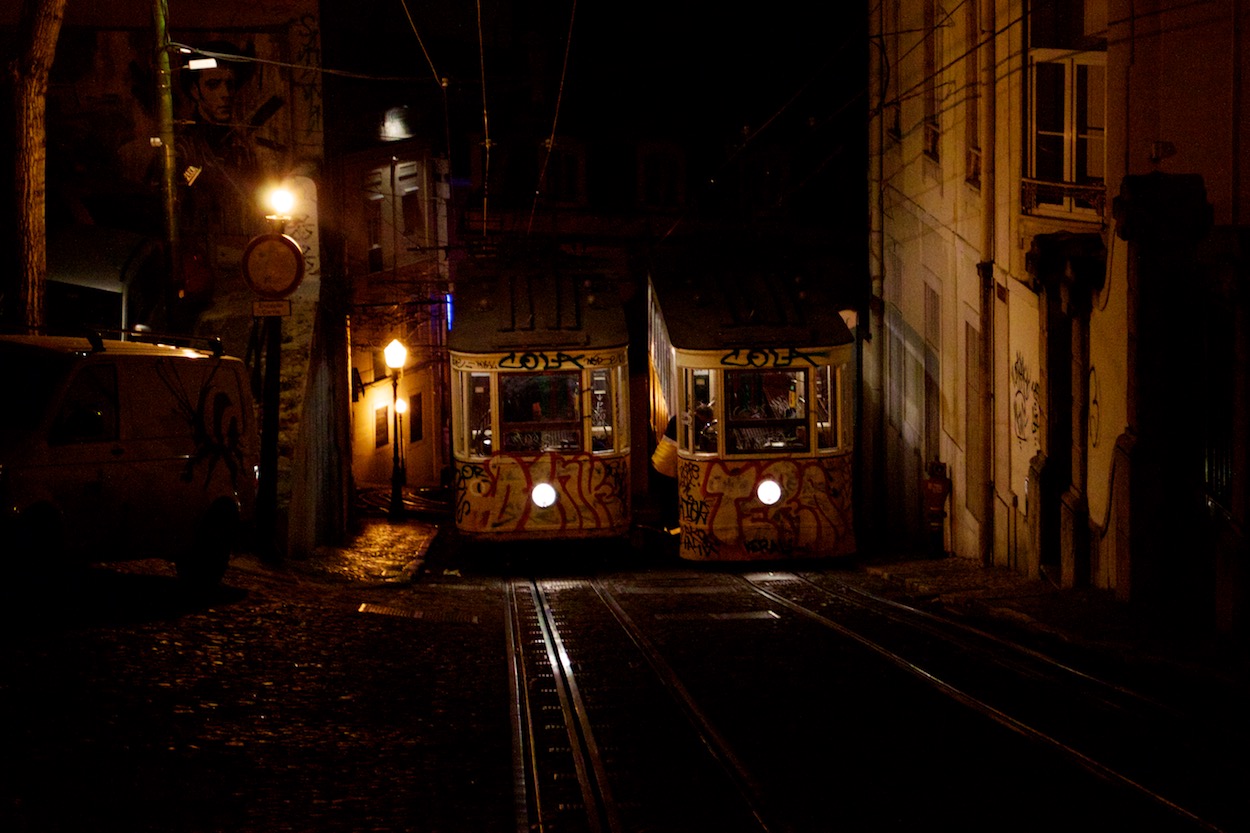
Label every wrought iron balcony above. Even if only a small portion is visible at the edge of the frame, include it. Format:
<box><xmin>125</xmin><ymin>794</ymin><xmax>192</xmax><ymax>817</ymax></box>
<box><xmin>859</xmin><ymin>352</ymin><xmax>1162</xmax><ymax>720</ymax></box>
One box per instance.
<box><xmin>1021</xmin><ymin>178</ymin><xmax>1106</xmax><ymax>216</ymax></box>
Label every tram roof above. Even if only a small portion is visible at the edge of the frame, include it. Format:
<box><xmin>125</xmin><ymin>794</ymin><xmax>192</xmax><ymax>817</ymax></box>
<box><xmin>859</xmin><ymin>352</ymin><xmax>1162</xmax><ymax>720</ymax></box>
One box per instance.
<box><xmin>449</xmin><ymin>248</ymin><xmax>628</xmax><ymax>354</ymax></box>
<box><xmin>647</xmin><ymin>237</ymin><xmax>856</xmax><ymax>351</ymax></box>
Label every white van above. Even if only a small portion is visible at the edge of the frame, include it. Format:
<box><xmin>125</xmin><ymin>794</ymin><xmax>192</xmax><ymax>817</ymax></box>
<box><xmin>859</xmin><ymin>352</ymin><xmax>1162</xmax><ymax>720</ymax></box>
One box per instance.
<box><xmin>0</xmin><ymin>332</ymin><xmax>260</xmax><ymax>587</ymax></box>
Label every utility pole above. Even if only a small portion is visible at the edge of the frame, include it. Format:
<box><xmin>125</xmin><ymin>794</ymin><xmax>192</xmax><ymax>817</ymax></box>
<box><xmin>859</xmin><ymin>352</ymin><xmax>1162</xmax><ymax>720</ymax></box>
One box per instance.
<box><xmin>153</xmin><ymin>0</ymin><xmax>180</xmax><ymax>308</ymax></box>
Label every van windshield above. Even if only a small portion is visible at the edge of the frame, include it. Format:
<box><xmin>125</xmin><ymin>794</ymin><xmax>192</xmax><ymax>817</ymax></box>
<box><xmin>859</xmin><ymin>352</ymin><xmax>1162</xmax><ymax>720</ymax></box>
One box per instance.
<box><xmin>0</xmin><ymin>345</ymin><xmax>75</xmax><ymax>433</ymax></box>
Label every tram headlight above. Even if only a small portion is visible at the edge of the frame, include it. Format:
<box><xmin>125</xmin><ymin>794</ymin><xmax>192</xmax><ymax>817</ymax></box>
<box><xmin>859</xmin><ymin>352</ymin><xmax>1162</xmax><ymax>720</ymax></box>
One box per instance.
<box><xmin>531</xmin><ymin>482</ymin><xmax>558</xmax><ymax>508</ymax></box>
<box><xmin>756</xmin><ymin>479</ymin><xmax>782</xmax><ymax>506</ymax></box>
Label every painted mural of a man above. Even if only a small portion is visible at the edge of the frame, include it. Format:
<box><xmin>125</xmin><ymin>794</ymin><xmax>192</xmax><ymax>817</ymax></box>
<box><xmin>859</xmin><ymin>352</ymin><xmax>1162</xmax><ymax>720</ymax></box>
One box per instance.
<box><xmin>177</xmin><ymin>41</ymin><xmax>261</xmax><ymax>237</ymax></box>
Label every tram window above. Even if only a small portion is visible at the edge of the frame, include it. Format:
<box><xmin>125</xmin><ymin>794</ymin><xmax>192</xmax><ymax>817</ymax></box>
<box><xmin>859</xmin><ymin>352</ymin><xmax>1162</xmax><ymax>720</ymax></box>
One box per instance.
<box><xmin>682</xmin><ymin>368</ymin><xmax>718</xmax><ymax>454</ymax></box>
<box><xmin>590</xmin><ymin>369</ymin><xmax>616</xmax><ymax>451</ymax></box>
<box><xmin>500</xmin><ymin>371</ymin><xmax>582</xmax><ymax>453</ymax></box>
<box><xmin>724</xmin><ymin>368</ymin><xmax>808</xmax><ymax>454</ymax></box>
<box><xmin>467</xmin><ymin>372</ymin><xmax>492</xmax><ymax>456</ymax></box>
<box><xmin>816</xmin><ymin>365</ymin><xmax>839</xmax><ymax>450</ymax></box>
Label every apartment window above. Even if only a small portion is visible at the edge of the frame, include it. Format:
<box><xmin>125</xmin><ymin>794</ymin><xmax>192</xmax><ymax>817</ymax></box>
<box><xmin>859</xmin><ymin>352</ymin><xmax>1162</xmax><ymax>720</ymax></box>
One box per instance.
<box><xmin>1025</xmin><ymin>0</ymin><xmax>1106</xmax><ymax>215</ymax></box>
<box><xmin>964</xmin><ymin>0</ymin><xmax>981</xmax><ymax>187</ymax></box>
<box><xmin>923</xmin><ymin>283</ymin><xmax>941</xmax><ymax>464</ymax></box>
<box><xmin>1027</xmin><ymin>56</ymin><xmax>1105</xmax><ymax>213</ymax></box>
<box><xmin>375</xmin><ymin>406</ymin><xmax>389</xmax><ymax>448</ymax></box>
<box><xmin>922</xmin><ymin>0</ymin><xmax>940</xmax><ymax>161</ymax></box>
<box><xmin>395</xmin><ymin>162</ymin><xmax>425</xmax><ymax>238</ymax></box>
<box><xmin>408</xmin><ymin>393</ymin><xmax>423</xmax><ymax>443</ymax></box>
<box><xmin>886</xmin><ymin>0</ymin><xmax>902</xmax><ymax>139</ymax></box>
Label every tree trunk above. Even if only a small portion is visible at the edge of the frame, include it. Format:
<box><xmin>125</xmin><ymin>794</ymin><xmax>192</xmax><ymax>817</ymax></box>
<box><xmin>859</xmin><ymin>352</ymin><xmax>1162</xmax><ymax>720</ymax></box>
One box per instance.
<box><xmin>10</xmin><ymin>0</ymin><xmax>67</xmax><ymax>333</ymax></box>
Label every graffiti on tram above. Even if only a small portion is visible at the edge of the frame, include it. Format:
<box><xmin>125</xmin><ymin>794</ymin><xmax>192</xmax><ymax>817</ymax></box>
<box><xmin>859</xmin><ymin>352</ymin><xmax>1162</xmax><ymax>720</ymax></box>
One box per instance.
<box><xmin>676</xmin><ymin>456</ymin><xmax>855</xmax><ymax>560</ymax></box>
<box><xmin>718</xmin><ymin>346</ymin><xmax>831</xmax><ymax>368</ymax></box>
<box><xmin>452</xmin><ymin>348</ymin><xmax>628</xmax><ymax>373</ymax></box>
<box><xmin>455</xmin><ymin>453</ymin><xmax>629</xmax><ymax>534</ymax></box>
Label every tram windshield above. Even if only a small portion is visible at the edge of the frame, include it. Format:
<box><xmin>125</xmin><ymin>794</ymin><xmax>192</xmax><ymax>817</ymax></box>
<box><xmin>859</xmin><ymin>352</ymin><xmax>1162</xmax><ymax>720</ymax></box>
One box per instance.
<box><xmin>724</xmin><ymin>368</ymin><xmax>808</xmax><ymax>454</ymax></box>
<box><xmin>500</xmin><ymin>372</ymin><xmax>581</xmax><ymax>452</ymax></box>
<box><xmin>456</xmin><ymin>364</ymin><xmax>623</xmax><ymax>458</ymax></box>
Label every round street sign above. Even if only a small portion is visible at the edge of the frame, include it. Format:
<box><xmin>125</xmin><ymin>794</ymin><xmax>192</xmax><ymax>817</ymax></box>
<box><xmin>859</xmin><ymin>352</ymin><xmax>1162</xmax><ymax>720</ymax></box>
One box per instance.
<box><xmin>242</xmin><ymin>233</ymin><xmax>306</xmax><ymax>299</ymax></box>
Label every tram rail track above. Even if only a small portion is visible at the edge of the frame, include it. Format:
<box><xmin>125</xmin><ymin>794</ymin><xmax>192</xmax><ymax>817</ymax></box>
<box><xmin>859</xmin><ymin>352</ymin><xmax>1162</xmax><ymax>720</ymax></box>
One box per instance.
<box><xmin>505</xmin><ymin>577</ymin><xmax>776</xmax><ymax>833</ymax></box>
<box><xmin>737</xmin><ymin>571</ymin><xmax>1238</xmax><ymax>833</ymax></box>
<box><xmin>503</xmin><ymin>568</ymin><xmax>1239</xmax><ymax>832</ymax></box>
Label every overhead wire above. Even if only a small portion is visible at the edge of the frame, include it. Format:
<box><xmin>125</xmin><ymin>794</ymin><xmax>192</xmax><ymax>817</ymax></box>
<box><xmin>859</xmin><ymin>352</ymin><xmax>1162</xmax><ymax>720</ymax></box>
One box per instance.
<box><xmin>529</xmin><ymin>0</ymin><xmax>580</xmax><ymax>236</ymax></box>
<box><xmin>476</xmin><ymin>0</ymin><xmax>491</xmax><ymax>235</ymax></box>
<box><xmin>660</xmin><ymin>32</ymin><xmax>860</xmax><ymax>241</ymax></box>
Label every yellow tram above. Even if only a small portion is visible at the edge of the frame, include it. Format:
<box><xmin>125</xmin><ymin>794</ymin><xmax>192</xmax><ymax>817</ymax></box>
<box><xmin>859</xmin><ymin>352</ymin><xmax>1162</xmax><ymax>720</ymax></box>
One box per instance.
<box><xmin>649</xmin><ymin>246</ymin><xmax>857</xmax><ymax>560</ymax></box>
<box><xmin>448</xmin><ymin>255</ymin><xmax>630</xmax><ymax>542</ymax></box>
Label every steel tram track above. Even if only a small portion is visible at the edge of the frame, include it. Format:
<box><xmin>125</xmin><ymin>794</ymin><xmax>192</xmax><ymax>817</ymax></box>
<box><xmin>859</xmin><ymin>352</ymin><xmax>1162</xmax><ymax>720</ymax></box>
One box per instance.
<box><xmin>735</xmin><ymin>571</ymin><xmax>1236</xmax><ymax>833</ymax></box>
<box><xmin>505</xmin><ymin>577</ymin><xmax>781</xmax><ymax>833</ymax></box>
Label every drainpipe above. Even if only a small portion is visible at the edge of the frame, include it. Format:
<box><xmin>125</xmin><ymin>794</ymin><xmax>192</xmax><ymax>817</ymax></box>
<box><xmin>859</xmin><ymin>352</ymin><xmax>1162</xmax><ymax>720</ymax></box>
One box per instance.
<box><xmin>978</xmin><ymin>0</ymin><xmax>998</xmax><ymax>567</ymax></box>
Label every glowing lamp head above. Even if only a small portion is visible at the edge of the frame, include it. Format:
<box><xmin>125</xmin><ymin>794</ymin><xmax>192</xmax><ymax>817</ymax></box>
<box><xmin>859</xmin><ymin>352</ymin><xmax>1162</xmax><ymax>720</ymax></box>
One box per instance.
<box><xmin>384</xmin><ymin>338</ymin><xmax>407</xmax><ymax>370</ymax></box>
<box><xmin>531</xmin><ymin>482</ymin><xmax>557</xmax><ymax>509</ymax></box>
<box><xmin>756</xmin><ymin>479</ymin><xmax>782</xmax><ymax>506</ymax></box>
<box><xmin>264</xmin><ymin>186</ymin><xmax>296</xmax><ymax>218</ymax></box>
<box><xmin>395</xmin><ymin>397</ymin><xmax>408</xmax><ymax>415</ymax></box>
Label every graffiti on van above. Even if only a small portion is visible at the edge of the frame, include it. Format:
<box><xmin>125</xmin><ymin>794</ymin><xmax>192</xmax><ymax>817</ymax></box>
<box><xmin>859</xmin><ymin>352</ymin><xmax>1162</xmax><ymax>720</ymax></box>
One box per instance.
<box><xmin>154</xmin><ymin>360</ymin><xmax>246</xmax><ymax>488</ymax></box>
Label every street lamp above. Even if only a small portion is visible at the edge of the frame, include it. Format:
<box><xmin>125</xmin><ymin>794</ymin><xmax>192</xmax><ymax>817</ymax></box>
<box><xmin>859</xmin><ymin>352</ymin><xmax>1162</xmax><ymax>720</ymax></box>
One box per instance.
<box><xmin>385</xmin><ymin>338</ymin><xmax>408</xmax><ymax>518</ymax></box>
<box><xmin>395</xmin><ymin>395</ymin><xmax>408</xmax><ymax>480</ymax></box>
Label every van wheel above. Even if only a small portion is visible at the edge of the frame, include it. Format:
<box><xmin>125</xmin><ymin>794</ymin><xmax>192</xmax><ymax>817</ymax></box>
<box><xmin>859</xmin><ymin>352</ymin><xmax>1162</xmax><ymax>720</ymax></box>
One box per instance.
<box><xmin>178</xmin><ymin>508</ymin><xmax>235</xmax><ymax>590</ymax></box>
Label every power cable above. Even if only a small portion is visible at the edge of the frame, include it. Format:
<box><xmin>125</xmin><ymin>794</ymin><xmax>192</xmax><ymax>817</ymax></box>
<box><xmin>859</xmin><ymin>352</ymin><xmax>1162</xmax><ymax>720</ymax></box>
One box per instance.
<box><xmin>476</xmin><ymin>0</ymin><xmax>491</xmax><ymax>235</ymax></box>
<box><xmin>529</xmin><ymin>0</ymin><xmax>580</xmax><ymax>235</ymax></box>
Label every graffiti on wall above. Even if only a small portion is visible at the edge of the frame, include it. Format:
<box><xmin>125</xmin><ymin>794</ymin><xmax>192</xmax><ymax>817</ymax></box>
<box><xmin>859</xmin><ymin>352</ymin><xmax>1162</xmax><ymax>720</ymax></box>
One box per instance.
<box><xmin>454</xmin><ymin>453</ymin><xmax>629</xmax><ymax>536</ymax></box>
<box><xmin>1011</xmin><ymin>351</ymin><xmax>1040</xmax><ymax>443</ymax></box>
<box><xmin>676</xmin><ymin>456</ymin><xmax>855</xmax><ymax>560</ymax></box>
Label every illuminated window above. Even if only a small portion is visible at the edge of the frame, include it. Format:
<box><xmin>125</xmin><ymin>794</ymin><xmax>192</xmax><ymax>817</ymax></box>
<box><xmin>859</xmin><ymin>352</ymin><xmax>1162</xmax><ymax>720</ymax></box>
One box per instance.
<box><xmin>681</xmin><ymin>368</ymin><xmax>719</xmax><ymax>454</ymax></box>
<box><xmin>815</xmin><ymin>365</ymin><xmax>840</xmax><ymax>451</ymax></box>
<box><xmin>467</xmin><ymin>372</ymin><xmax>492</xmax><ymax>457</ymax></box>
<box><xmin>589</xmin><ymin>368</ymin><xmax>617</xmax><ymax>452</ymax></box>
<box><xmin>499</xmin><ymin>372</ymin><xmax>581</xmax><ymax>453</ymax></box>
<box><xmin>724</xmin><ymin>368</ymin><xmax>808</xmax><ymax>455</ymax></box>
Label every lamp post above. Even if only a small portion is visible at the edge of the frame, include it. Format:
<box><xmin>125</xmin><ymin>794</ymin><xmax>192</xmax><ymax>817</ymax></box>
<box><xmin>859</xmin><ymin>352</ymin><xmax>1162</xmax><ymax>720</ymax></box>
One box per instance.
<box><xmin>245</xmin><ymin>185</ymin><xmax>301</xmax><ymax>560</ymax></box>
<box><xmin>385</xmin><ymin>338</ymin><xmax>408</xmax><ymax>518</ymax></box>
<box><xmin>395</xmin><ymin>395</ymin><xmax>408</xmax><ymax>478</ymax></box>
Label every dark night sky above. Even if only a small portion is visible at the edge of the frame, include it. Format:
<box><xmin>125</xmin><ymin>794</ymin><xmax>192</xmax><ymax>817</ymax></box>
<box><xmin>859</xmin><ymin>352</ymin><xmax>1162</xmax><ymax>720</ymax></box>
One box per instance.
<box><xmin>319</xmin><ymin>0</ymin><xmax>868</xmax><ymax>235</ymax></box>
<box><xmin>322</xmin><ymin>1</ymin><xmax>867</xmax><ymax>172</ymax></box>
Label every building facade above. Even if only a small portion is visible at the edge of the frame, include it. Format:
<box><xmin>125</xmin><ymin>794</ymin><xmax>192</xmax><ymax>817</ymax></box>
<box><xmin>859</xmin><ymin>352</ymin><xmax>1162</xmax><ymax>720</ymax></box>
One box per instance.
<box><xmin>869</xmin><ymin>0</ymin><xmax>1249</xmax><ymax>635</ymax></box>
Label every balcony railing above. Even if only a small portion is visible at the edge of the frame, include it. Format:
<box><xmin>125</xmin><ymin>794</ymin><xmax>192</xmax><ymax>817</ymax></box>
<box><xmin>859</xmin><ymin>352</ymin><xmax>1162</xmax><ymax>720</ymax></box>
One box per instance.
<box><xmin>1022</xmin><ymin>178</ymin><xmax>1106</xmax><ymax>216</ymax></box>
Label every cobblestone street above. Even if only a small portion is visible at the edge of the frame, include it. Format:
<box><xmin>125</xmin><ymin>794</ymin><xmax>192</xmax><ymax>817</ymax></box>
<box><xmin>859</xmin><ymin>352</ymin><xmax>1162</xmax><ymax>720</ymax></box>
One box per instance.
<box><xmin>3</xmin><ymin>511</ymin><xmax>1246</xmax><ymax>832</ymax></box>
<box><xmin>0</xmin><ymin>523</ymin><xmax>514</xmax><ymax>833</ymax></box>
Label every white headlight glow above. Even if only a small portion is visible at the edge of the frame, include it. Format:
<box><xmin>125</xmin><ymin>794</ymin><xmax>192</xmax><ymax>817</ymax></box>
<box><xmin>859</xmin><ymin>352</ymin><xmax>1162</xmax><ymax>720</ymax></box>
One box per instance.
<box><xmin>531</xmin><ymin>482</ymin><xmax>557</xmax><ymax>508</ymax></box>
<box><xmin>756</xmin><ymin>479</ymin><xmax>782</xmax><ymax>506</ymax></box>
